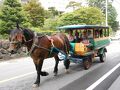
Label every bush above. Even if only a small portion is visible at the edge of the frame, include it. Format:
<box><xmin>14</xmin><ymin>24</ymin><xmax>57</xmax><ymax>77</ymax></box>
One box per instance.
<box><xmin>0</xmin><ymin>34</ymin><xmax>9</xmax><ymax>40</ymax></box>
<box><xmin>30</xmin><ymin>27</ymin><xmax>58</xmax><ymax>35</ymax></box>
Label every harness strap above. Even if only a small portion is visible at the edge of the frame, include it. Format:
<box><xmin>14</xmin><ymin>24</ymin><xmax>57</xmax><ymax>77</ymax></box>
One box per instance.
<box><xmin>28</xmin><ymin>35</ymin><xmax>67</xmax><ymax>61</ymax></box>
<box><xmin>46</xmin><ymin>35</ymin><xmax>68</xmax><ymax>58</ymax></box>
<box><xmin>46</xmin><ymin>35</ymin><xmax>55</xmax><ymax>57</ymax></box>
<box><xmin>28</xmin><ymin>35</ymin><xmax>55</xmax><ymax>55</ymax></box>
<box><xmin>28</xmin><ymin>44</ymin><xmax>35</xmax><ymax>55</ymax></box>
<box><xmin>46</xmin><ymin>35</ymin><xmax>55</xmax><ymax>47</ymax></box>
<box><xmin>27</xmin><ymin>33</ymin><xmax>39</xmax><ymax>55</ymax></box>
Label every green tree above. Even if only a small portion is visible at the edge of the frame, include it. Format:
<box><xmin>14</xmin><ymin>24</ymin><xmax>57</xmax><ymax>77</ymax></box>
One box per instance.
<box><xmin>44</xmin><ymin>10</ymin><xmax>52</xmax><ymax>19</ymax></box>
<box><xmin>44</xmin><ymin>7</ymin><xmax>63</xmax><ymax>19</ymax></box>
<box><xmin>48</xmin><ymin>7</ymin><xmax>59</xmax><ymax>18</ymax></box>
<box><xmin>66</xmin><ymin>1</ymin><xmax>81</xmax><ymax>11</ymax></box>
<box><xmin>87</xmin><ymin>0</ymin><xmax>106</xmax><ymax>12</ymax></box>
<box><xmin>43</xmin><ymin>17</ymin><xmax>58</xmax><ymax>30</ymax></box>
<box><xmin>43</xmin><ymin>7</ymin><xmax>63</xmax><ymax>30</ymax></box>
<box><xmin>108</xmin><ymin>4</ymin><xmax>119</xmax><ymax>31</ymax></box>
<box><xmin>23</xmin><ymin>0</ymin><xmax>44</xmax><ymax>27</ymax></box>
<box><xmin>58</xmin><ymin>7</ymin><xmax>105</xmax><ymax>26</ymax></box>
<box><xmin>87</xmin><ymin>0</ymin><xmax>119</xmax><ymax>31</ymax></box>
<box><xmin>0</xmin><ymin>0</ymin><xmax>26</xmax><ymax>34</ymax></box>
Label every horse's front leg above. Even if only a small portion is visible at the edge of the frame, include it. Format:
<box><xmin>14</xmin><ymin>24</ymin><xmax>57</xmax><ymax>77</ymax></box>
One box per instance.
<box><xmin>33</xmin><ymin>59</ymin><xmax>43</xmax><ymax>87</ymax></box>
<box><xmin>54</xmin><ymin>56</ymin><xmax>59</xmax><ymax>76</ymax></box>
<box><xmin>64</xmin><ymin>59</ymin><xmax>70</xmax><ymax>73</ymax></box>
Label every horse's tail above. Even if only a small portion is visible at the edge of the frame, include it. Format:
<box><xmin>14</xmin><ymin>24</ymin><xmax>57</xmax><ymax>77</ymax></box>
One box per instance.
<box><xmin>61</xmin><ymin>33</ymin><xmax>70</xmax><ymax>54</ymax></box>
<box><xmin>65</xmin><ymin>36</ymin><xmax>70</xmax><ymax>54</ymax></box>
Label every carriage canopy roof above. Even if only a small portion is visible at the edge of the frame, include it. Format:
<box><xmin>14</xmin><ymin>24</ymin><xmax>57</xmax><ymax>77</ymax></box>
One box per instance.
<box><xmin>57</xmin><ymin>25</ymin><xmax>109</xmax><ymax>30</ymax></box>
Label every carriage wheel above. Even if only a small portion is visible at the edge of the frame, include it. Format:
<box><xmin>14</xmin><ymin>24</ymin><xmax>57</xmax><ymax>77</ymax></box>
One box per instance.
<box><xmin>83</xmin><ymin>56</ymin><xmax>92</xmax><ymax>70</ymax></box>
<box><xmin>100</xmin><ymin>52</ymin><xmax>106</xmax><ymax>62</ymax></box>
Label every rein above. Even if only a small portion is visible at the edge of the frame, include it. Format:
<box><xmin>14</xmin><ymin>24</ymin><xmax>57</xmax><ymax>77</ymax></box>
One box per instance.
<box><xmin>10</xmin><ymin>39</ymin><xmax>33</xmax><ymax>44</ymax></box>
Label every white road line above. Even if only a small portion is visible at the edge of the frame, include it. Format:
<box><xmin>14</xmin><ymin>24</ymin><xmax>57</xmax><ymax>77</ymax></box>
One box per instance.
<box><xmin>0</xmin><ymin>71</ymin><xmax>35</xmax><ymax>84</ymax></box>
<box><xmin>86</xmin><ymin>63</ymin><xmax>120</xmax><ymax>90</ymax></box>
<box><xmin>0</xmin><ymin>64</ymin><xmax>60</xmax><ymax>84</ymax></box>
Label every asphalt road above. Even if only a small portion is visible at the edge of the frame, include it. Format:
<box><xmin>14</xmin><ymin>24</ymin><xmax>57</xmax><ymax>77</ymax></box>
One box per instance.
<box><xmin>0</xmin><ymin>40</ymin><xmax>120</xmax><ymax>90</ymax></box>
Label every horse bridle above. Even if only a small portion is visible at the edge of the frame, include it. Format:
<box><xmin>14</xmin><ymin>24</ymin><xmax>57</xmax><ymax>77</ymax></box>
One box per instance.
<box><xmin>10</xmin><ymin>31</ymin><xmax>34</xmax><ymax>52</ymax></box>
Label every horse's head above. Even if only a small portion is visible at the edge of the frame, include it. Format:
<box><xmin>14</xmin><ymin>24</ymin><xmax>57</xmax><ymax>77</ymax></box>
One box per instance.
<box><xmin>9</xmin><ymin>24</ymin><xmax>25</xmax><ymax>54</ymax></box>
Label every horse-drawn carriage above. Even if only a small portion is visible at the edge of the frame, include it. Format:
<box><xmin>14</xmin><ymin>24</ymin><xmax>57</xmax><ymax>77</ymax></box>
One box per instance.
<box><xmin>9</xmin><ymin>24</ymin><xmax>110</xmax><ymax>87</ymax></box>
<box><xmin>58</xmin><ymin>25</ymin><xmax>110</xmax><ymax>69</ymax></box>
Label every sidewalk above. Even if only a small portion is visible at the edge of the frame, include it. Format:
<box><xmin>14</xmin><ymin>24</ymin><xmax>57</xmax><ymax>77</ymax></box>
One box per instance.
<box><xmin>109</xmin><ymin>75</ymin><xmax>120</xmax><ymax>90</ymax></box>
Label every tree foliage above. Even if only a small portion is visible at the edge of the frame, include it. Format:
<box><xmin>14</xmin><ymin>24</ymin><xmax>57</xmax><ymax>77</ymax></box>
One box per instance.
<box><xmin>66</xmin><ymin>1</ymin><xmax>81</xmax><ymax>10</ymax></box>
<box><xmin>0</xmin><ymin>0</ymin><xmax>26</xmax><ymax>34</ymax></box>
<box><xmin>87</xmin><ymin>0</ymin><xmax>106</xmax><ymax>12</ymax></box>
<box><xmin>43</xmin><ymin>7</ymin><xmax>63</xmax><ymax>30</ymax></box>
<box><xmin>23</xmin><ymin>0</ymin><xmax>44</xmax><ymax>27</ymax></box>
<box><xmin>43</xmin><ymin>17</ymin><xmax>58</xmax><ymax>30</ymax></box>
<box><xmin>108</xmin><ymin>4</ymin><xmax>119</xmax><ymax>31</ymax></box>
<box><xmin>48</xmin><ymin>7</ymin><xmax>59</xmax><ymax>18</ymax></box>
<box><xmin>57</xmin><ymin>7</ymin><xmax>105</xmax><ymax>26</ymax></box>
<box><xmin>44</xmin><ymin>7</ymin><xmax>63</xmax><ymax>19</ymax></box>
<box><xmin>87</xmin><ymin>0</ymin><xmax>119</xmax><ymax>31</ymax></box>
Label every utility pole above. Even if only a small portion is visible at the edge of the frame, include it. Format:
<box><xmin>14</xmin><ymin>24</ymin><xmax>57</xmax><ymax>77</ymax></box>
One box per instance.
<box><xmin>106</xmin><ymin>0</ymin><xmax>108</xmax><ymax>26</ymax></box>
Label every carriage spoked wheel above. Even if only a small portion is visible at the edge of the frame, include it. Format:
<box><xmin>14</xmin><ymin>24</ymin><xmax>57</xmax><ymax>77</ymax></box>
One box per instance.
<box><xmin>83</xmin><ymin>56</ymin><xmax>92</xmax><ymax>70</ymax></box>
<box><xmin>100</xmin><ymin>52</ymin><xmax>106</xmax><ymax>62</ymax></box>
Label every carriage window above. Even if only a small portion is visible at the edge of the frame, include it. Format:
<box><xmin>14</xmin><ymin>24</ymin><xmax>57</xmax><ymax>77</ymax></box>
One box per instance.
<box><xmin>95</xmin><ymin>29</ymin><xmax>99</xmax><ymax>38</ymax></box>
<box><xmin>99</xmin><ymin>29</ymin><xmax>103</xmax><ymax>37</ymax></box>
<box><xmin>103</xmin><ymin>28</ymin><xmax>109</xmax><ymax>37</ymax></box>
<box><xmin>106</xmin><ymin>29</ymin><xmax>109</xmax><ymax>36</ymax></box>
<box><xmin>103</xmin><ymin>29</ymin><xmax>107</xmax><ymax>37</ymax></box>
<box><xmin>88</xmin><ymin>30</ymin><xmax>93</xmax><ymax>38</ymax></box>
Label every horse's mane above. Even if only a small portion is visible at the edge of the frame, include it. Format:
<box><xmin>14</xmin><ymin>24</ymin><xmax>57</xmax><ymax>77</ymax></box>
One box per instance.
<box><xmin>22</xmin><ymin>28</ymin><xmax>35</xmax><ymax>41</ymax></box>
<box><xmin>10</xmin><ymin>25</ymin><xmax>48</xmax><ymax>41</ymax></box>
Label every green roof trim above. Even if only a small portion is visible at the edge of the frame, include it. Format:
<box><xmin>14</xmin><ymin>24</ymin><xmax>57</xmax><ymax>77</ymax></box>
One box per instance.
<box><xmin>57</xmin><ymin>25</ymin><xmax>109</xmax><ymax>30</ymax></box>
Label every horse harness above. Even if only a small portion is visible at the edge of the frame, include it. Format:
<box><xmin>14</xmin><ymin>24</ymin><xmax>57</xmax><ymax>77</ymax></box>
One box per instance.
<box><xmin>10</xmin><ymin>30</ymin><xmax>67</xmax><ymax>59</ymax></box>
<box><xmin>28</xmin><ymin>35</ymin><xmax>61</xmax><ymax>56</ymax></box>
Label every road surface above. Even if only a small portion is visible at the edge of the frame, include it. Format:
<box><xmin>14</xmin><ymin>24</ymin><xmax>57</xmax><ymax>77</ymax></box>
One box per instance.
<box><xmin>0</xmin><ymin>40</ymin><xmax>120</xmax><ymax>90</ymax></box>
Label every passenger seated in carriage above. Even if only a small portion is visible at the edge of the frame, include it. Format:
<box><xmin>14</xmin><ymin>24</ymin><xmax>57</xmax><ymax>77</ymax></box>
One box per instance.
<box><xmin>67</xmin><ymin>30</ymin><xmax>74</xmax><ymax>42</ymax></box>
<box><xmin>81</xmin><ymin>31</ymin><xmax>89</xmax><ymax>45</ymax></box>
<box><xmin>88</xmin><ymin>30</ymin><xmax>93</xmax><ymax>38</ymax></box>
<box><xmin>82</xmin><ymin>30</ymin><xmax>93</xmax><ymax>50</ymax></box>
<box><xmin>75</xmin><ymin>30</ymin><xmax>79</xmax><ymax>42</ymax></box>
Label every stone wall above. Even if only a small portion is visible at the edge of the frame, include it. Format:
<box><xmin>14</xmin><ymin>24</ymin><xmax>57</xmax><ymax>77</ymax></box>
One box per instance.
<box><xmin>0</xmin><ymin>40</ymin><xmax>27</xmax><ymax>61</ymax></box>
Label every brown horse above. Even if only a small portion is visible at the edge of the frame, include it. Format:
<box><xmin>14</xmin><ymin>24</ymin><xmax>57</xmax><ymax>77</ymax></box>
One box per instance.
<box><xmin>9</xmin><ymin>25</ymin><xmax>70</xmax><ymax>87</ymax></box>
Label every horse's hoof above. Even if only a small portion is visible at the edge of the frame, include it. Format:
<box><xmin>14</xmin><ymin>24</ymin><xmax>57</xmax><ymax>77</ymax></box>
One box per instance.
<box><xmin>41</xmin><ymin>71</ymin><xmax>49</xmax><ymax>76</ymax></box>
<box><xmin>32</xmin><ymin>84</ymin><xmax>39</xmax><ymax>88</ymax></box>
<box><xmin>65</xmin><ymin>69</ymin><xmax>70</xmax><ymax>74</ymax></box>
